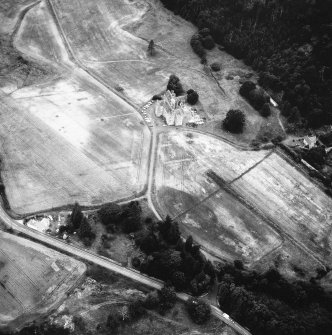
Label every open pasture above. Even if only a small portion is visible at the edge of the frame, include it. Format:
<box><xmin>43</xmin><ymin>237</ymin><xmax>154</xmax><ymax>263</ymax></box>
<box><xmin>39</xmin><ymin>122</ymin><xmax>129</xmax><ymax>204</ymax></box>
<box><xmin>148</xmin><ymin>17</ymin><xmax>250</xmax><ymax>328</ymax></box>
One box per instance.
<box><xmin>154</xmin><ymin>131</ymin><xmax>278</xmax><ymax>261</ymax></box>
<box><xmin>0</xmin><ymin>231</ymin><xmax>86</xmax><ymax>331</ymax></box>
<box><xmin>0</xmin><ymin>74</ymin><xmax>150</xmax><ymax>214</ymax></box>
<box><xmin>160</xmin><ymin>186</ymin><xmax>282</xmax><ymax>262</ymax></box>
<box><xmin>231</xmin><ymin>152</ymin><xmax>332</xmax><ymax>263</ymax></box>
<box><xmin>49</xmin><ymin>0</ymin><xmax>263</xmax><ymax>136</ymax></box>
<box><xmin>155</xmin><ymin>131</ymin><xmax>270</xmax><ymax>204</ymax></box>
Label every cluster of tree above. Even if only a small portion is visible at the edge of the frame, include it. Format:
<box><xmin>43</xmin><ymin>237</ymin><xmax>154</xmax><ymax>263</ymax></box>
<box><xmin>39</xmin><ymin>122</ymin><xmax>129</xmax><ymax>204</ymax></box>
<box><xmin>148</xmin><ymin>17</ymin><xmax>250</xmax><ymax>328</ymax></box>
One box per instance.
<box><xmin>186</xmin><ymin>89</ymin><xmax>199</xmax><ymax>105</ymax></box>
<box><xmin>223</xmin><ymin>109</ymin><xmax>246</xmax><ymax>133</ymax></box>
<box><xmin>147</xmin><ymin>40</ymin><xmax>155</xmax><ymax>56</ymax></box>
<box><xmin>167</xmin><ymin>74</ymin><xmax>183</xmax><ymax>96</ymax></box>
<box><xmin>186</xmin><ymin>298</ymin><xmax>211</xmax><ymax>324</ymax></box>
<box><xmin>106</xmin><ymin>285</ymin><xmax>177</xmax><ymax>333</ymax></box>
<box><xmin>160</xmin><ymin>0</ymin><xmax>332</xmax><ymax>130</ymax></box>
<box><xmin>210</xmin><ymin>62</ymin><xmax>221</xmax><ymax>72</ymax></box>
<box><xmin>134</xmin><ymin>216</ymin><xmax>215</xmax><ymax>295</ymax></box>
<box><xmin>217</xmin><ymin>261</ymin><xmax>332</xmax><ymax>335</ymax></box>
<box><xmin>301</xmin><ymin>146</ymin><xmax>327</xmax><ymax>170</ymax></box>
<box><xmin>60</xmin><ymin>202</ymin><xmax>95</xmax><ymax>246</ymax></box>
<box><xmin>240</xmin><ymin>81</ymin><xmax>271</xmax><ymax>117</ymax></box>
<box><xmin>98</xmin><ymin>201</ymin><xmax>142</xmax><ymax>234</ymax></box>
<box><xmin>190</xmin><ymin>28</ymin><xmax>215</xmax><ymax>63</ymax></box>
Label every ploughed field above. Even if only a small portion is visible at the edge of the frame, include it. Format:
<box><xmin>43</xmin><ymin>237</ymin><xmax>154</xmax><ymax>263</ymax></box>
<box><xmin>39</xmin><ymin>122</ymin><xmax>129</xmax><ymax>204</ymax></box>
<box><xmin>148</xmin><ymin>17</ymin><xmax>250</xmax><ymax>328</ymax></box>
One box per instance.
<box><xmin>154</xmin><ymin>131</ymin><xmax>280</xmax><ymax>263</ymax></box>
<box><xmin>0</xmin><ymin>0</ymin><xmax>150</xmax><ymax>215</ymax></box>
<box><xmin>0</xmin><ymin>78</ymin><xmax>150</xmax><ymax>215</ymax></box>
<box><xmin>231</xmin><ymin>153</ymin><xmax>332</xmax><ymax>263</ymax></box>
<box><xmin>0</xmin><ymin>231</ymin><xmax>86</xmax><ymax>332</ymax></box>
<box><xmin>154</xmin><ymin>131</ymin><xmax>332</xmax><ymax>265</ymax></box>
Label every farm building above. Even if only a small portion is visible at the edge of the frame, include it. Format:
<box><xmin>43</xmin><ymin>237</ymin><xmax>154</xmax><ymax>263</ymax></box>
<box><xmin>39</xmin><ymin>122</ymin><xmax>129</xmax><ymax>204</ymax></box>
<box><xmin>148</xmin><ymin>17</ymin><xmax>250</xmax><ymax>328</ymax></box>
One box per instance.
<box><xmin>155</xmin><ymin>90</ymin><xmax>204</xmax><ymax>126</ymax></box>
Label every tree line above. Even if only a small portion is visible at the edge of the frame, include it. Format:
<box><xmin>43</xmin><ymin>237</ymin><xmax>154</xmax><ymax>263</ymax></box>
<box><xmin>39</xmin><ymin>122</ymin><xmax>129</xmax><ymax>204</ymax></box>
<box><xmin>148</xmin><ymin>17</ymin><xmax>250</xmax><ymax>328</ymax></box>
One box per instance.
<box><xmin>161</xmin><ymin>0</ymin><xmax>332</xmax><ymax>130</ymax></box>
<box><xmin>217</xmin><ymin>261</ymin><xmax>332</xmax><ymax>335</ymax></box>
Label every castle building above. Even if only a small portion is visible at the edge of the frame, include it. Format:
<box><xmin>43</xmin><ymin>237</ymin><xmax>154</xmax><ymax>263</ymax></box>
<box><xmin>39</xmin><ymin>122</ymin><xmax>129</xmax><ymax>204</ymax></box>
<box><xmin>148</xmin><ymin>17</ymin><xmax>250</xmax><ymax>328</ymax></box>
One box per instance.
<box><xmin>155</xmin><ymin>90</ymin><xmax>203</xmax><ymax>126</ymax></box>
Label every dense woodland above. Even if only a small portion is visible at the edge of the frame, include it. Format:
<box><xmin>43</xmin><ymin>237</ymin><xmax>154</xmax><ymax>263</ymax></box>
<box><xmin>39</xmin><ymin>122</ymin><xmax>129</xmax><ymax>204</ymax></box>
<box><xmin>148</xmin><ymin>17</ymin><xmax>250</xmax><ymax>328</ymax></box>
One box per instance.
<box><xmin>217</xmin><ymin>262</ymin><xmax>332</xmax><ymax>335</ymax></box>
<box><xmin>161</xmin><ymin>0</ymin><xmax>332</xmax><ymax>130</ymax></box>
<box><xmin>134</xmin><ymin>216</ymin><xmax>215</xmax><ymax>296</ymax></box>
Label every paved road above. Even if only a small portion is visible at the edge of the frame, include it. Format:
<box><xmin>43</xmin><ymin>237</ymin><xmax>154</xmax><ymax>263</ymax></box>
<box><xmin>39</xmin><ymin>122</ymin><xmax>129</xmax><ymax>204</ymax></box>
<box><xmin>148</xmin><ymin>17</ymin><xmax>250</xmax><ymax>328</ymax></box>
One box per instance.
<box><xmin>0</xmin><ymin>206</ymin><xmax>251</xmax><ymax>335</ymax></box>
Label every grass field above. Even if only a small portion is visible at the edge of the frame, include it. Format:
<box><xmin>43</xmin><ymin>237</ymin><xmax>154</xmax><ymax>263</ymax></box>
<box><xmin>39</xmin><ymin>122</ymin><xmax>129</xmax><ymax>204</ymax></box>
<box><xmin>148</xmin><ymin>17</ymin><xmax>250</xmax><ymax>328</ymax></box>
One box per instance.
<box><xmin>49</xmin><ymin>0</ymin><xmax>269</xmax><ymax>146</ymax></box>
<box><xmin>155</xmin><ymin>131</ymin><xmax>332</xmax><ymax>265</ymax></box>
<box><xmin>0</xmin><ymin>74</ymin><xmax>150</xmax><ymax>214</ymax></box>
<box><xmin>231</xmin><ymin>152</ymin><xmax>332</xmax><ymax>263</ymax></box>
<box><xmin>0</xmin><ymin>0</ymin><xmax>151</xmax><ymax>215</ymax></box>
<box><xmin>0</xmin><ymin>231</ymin><xmax>86</xmax><ymax>332</ymax></box>
<box><xmin>154</xmin><ymin>131</ymin><xmax>280</xmax><ymax>262</ymax></box>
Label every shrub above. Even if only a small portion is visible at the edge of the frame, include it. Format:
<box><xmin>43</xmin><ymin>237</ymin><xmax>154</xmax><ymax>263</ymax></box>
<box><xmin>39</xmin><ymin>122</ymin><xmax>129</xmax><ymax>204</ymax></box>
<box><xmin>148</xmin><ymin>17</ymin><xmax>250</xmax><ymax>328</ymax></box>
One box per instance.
<box><xmin>210</xmin><ymin>62</ymin><xmax>221</xmax><ymax>71</ymax></box>
<box><xmin>106</xmin><ymin>310</ymin><xmax>122</xmax><ymax>330</ymax></box>
<box><xmin>70</xmin><ymin>202</ymin><xmax>83</xmax><ymax>230</ymax></box>
<box><xmin>171</xmin><ymin>271</ymin><xmax>186</xmax><ymax>290</ymax></box>
<box><xmin>152</xmin><ymin>94</ymin><xmax>162</xmax><ymax>100</ymax></box>
<box><xmin>98</xmin><ymin>203</ymin><xmax>122</xmax><ymax>227</ymax></box>
<box><xmin>198</xmin><ymin>28</ymin><xmax>211</xmax><ymax>37</ymax></box>
<box><xmin>190</xmin><ymin>34</ymin><xmax>206</xmax><ymax>59</ymax></box>
<box><xmin>187</xmin><ymin>89</ymin><xmax>199</xmax><ymax>105</ymax></box>
<box><xmin>128</xmin><ymin>299</ymin><xmax>146</xmax><ymax>320</ymax></box>
<box><xmin>239</xmin><ymin>81</ymin><xmax>256</xmax><ymax>98</ymax></box>
<box><xmin>223</xmin><ymin>109</ymin><xmax>246</xmax><ymax>133</ymax></box>
<box><xmin>248</xmin><ymin>88</ymin><xmax>269</xmax><ymax>110</ymax></box>
<box><xmin>202</xmin><ymin>35</ymin><xmax>215</xmax><ymax>50</ymax></box>
<box><xmin>167</xmin><ymin>75</ymin><xmax>183</xmax><ymax>96</ymax></box>
<box><xmin>159</xmin><ymin>285</ymin><xmax>177</xmax><ymax>313</ymax></box>
<box><xmin>260</xmin><ymin>103</ymin><xmax>271</xmax><ymax>117</ymax></box>
<box><xmin>132</xmin><ymin>257</ymin><xmax>141</xmax><ymax>269</ymax></box>
<box><xmin>186</xmin><ymin>298</ymin><xmax>211</xmax><ymax>324</ymax></box>
<box><xmin>144</xmin><ymin>291</ymin><xmax>160</xmax><ymax>310</ymax></box>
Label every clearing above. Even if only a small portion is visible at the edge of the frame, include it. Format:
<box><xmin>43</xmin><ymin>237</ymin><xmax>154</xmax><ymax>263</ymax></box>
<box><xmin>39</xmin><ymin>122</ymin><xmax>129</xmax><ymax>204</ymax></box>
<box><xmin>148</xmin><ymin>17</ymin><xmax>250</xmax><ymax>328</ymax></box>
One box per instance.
<box><xmin>154</xmin><ymin>131</ymin><xmax>281</xmax><ymax>263</ymax></box>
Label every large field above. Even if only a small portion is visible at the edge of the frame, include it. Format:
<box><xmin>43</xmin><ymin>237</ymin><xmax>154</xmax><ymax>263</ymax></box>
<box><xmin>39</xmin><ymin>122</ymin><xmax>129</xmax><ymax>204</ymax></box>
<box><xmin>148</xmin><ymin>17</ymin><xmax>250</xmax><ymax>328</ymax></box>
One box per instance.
<box><xmin>154</xmin><ymin>131</ymin><xmax>332</xmax><ymax>266</ymax></box>
<box><xmin>0</xmin><ymin>76</ymin><xmax>150</xmax><ymax>214</ymax></box>
<box><xmin>154</xmin><ymin>131</ymin><xmax>281</xmax><ymax>263</ymax></box>
<box><xmin>0</xmin><ymin>0</ymin><xmax>151</xmax><ymax>215</ymax></box>
<box><xmin>0</xmin><ymin>231</ymin><xmax>86</xmax><ymax>332</ymax></box>
<box><xmin>231</xmin><ymin>152</ymin><xmax>332</xmax><ymax>263</ymax></box>
<box><xmin>49</xmin><ymin>0</ymin><xmax>270</xmax><ymax>144</ymax></box>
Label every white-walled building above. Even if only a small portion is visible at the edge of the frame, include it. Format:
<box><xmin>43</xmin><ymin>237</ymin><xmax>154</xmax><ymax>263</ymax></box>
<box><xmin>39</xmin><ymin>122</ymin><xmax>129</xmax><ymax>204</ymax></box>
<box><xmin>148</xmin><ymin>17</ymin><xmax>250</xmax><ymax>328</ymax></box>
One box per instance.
<box><xmin>155</xmin><ymin>90</ymin><xmax>204</xmax><ymax>126</ymax></box>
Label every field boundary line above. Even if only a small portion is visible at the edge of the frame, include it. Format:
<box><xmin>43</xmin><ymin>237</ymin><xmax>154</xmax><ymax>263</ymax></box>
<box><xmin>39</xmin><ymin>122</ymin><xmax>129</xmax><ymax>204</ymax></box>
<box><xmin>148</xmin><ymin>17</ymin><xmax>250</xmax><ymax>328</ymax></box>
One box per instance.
<box><xmin>171</xmin><ymin>148</ymin><xmax>274</xmax><ymax>222</ymax></box>
<box><xmin>10</xmin><ymin>0</ymin><xmax>41</xmax><ymax>46</ymax></box>
<box><xmin>210</xmin><ymin>171</ymin><xmax>327</xmax><ymax>270</ymax></box>
<box><xmin>46</xmin><ymin>0</ymin><xmax>140</xmax><ymax>111</ymax></box>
